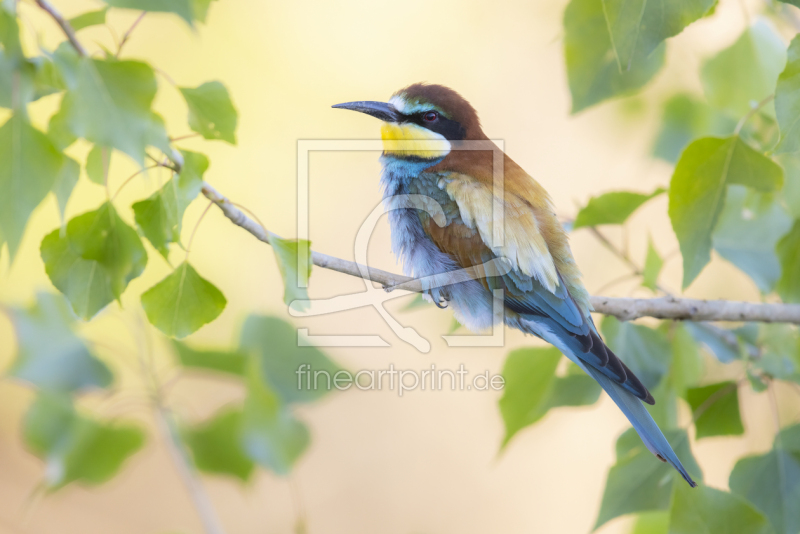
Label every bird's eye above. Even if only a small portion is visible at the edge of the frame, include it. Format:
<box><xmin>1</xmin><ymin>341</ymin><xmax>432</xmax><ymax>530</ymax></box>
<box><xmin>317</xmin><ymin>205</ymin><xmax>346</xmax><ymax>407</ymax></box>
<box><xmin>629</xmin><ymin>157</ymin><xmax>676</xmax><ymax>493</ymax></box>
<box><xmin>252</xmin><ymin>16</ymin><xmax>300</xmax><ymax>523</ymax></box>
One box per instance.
<box><xmin>423</xmin><ymin>111</ymin><xmax>439</xmax><ymax>122</ymax></box>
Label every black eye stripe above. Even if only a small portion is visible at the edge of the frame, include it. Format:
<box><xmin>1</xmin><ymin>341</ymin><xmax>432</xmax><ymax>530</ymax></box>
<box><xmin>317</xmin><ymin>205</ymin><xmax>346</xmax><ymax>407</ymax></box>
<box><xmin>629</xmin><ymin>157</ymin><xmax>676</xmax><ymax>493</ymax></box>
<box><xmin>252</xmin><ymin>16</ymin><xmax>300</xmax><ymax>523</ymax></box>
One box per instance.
<box><xmin>400</xmin><ymin>111</ymin><xmax>466</xmax><ymax>141</ymax></box>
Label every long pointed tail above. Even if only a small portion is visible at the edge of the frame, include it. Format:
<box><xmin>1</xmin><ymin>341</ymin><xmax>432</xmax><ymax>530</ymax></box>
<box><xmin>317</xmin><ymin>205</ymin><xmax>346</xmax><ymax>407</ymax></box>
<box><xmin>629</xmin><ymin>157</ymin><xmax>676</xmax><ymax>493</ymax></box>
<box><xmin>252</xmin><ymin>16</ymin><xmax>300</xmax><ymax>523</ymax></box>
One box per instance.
<box><xmin>581</xmin><ymin>363</ymin><xmax>697</xmax><ymax>487</ymax></box>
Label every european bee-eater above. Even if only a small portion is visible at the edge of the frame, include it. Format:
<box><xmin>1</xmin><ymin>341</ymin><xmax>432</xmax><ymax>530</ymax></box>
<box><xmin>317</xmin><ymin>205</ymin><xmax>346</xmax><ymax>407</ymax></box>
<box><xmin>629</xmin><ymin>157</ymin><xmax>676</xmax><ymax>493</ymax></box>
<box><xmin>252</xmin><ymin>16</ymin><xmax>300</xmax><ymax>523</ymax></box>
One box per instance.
<box><xmin>333</xmin><ymin>83</ymin><xmax>696</xmax><ymax>487</ymax></box>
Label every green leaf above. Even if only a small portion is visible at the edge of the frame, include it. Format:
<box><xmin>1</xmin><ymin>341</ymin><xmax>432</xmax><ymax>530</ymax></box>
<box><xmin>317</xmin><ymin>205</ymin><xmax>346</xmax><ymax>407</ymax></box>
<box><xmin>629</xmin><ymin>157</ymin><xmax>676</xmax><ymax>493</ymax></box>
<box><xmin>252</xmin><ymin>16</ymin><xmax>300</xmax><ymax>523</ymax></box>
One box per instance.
<box><xmin>179</xmin><ymin>82</ymin><xmax>238</xmax><ymax>144</ymax></box>
<box><xmin>52</xmin><ymin>56</ymin><xmax>169</xmax><ymax>164</ymax></box>
<box><xmin>594</xmin><ymin>428</ymin><xmax>701</xmax><ymax>529</ymax></box>
<box><xmin>499</xmin><ymin>348</ymin><xmax>601</xmax><ymax>447</ymax></box>
<box><xmin>712</xmin><ymin>186</ymin><xmax>793</xmax><ymax>293</ymax></box>
<box><xmin>192</xmin><ymin>0</ymin><xmax>218</xmax><ymax>23</ymax></box>
<box><xmin>687</xmin><ymin>382</ymin><xmax>744</xmax><ymax>439</ymax></box>
<box><xmin>754</xmin><ymin>324</ymin><xmax>800</xmax><ymax>380</ymax></box>
<box><xmin>652</xmin><ymin>94</ymin><xmax>736</xmax><ymax>164</ymax></box>
<box><xmin>239</xmin><ymin>315</ymin><xmax>340</xmax><ymax>404</ymax></box>
<box><xmin>0</xmin><ymin>3</ymin><xmax>21</xmax><ymax>58</ymax></box>
<box><xmin>701</xmin><ymin>21</ymin><xmax>785</xmax><ymax>116</ymax></box>
<box><xmin>47</xmin><ymin>103</ymin><xmax>77</xmax><ymax>150</ymax></box>
<box><xmin>8</xmin><ymin>292</ymin><xmax>112</xmax><ymax>392</ymax></box>
<box><xmin>776</xmin><ymin>35</ymin><xmax>800</xmax><ymax>153</ymax></box>
<box><xmin>271</xmin><ymin>236</ymin><xmax>312</xmax><ymax>311</ymax></box>
<box><xmin>669</xmin><ymin>324</ymin><xmax>704</xmax><ymax>398</ymax></box>
<box><xmin>132</xmin><ymin>150</ymin><xmax>208</xmax><ymax>258</ymax></box>
<box><xmin>684</xmin><ymin>322</ymin><xmax>739</xmax><ymax>364</ymax></box>
<box><xmin>573</xmin><ymin>188</ymin><xmax>664</xmax><ymax>229</ymax></box>
<box><xmin>52</xmin><ymin>155</ymin><xmax>79</xmax><ymax>222</ymax></box>
<box><xmin>141</xmin><ymin>261</ymin><xmax>226</xmax><ymax>338</ymax></box>
<box><xmin>601</xmin><ymin>316</ymin><xmax>671</xmax><ymax>389</ymax></box>
<box><xmin>776</xmin><ymin>220</ymin><xmax>800</xmax><ymax>303</ymax></box>
<box><xmin>101</xmin><ymin>0</ymin><xmax>195</xmax><ymax>25</ymax></box>
<box><xmin>776</xmin><ymin>153</ymin><xmax>800</xmax><ymax>219</ymax></box>
<box><xmin>642</xmin><ymin>236</ymin><xmax>664</xmax><ymax>291</ymax></box>
<box><xmin>30</xmin><ymin>55</ymin><xmax>66</xmax><ymax>99</ymax></box>
<box><xmin>0</xmin><ymin>114</ymin><xmax>67</xmax><ymax>259</ymax></box>
<box><xmin>499</xmin><ymin>347</ymin><xmax>561</xmax><ymax>445</ymax></box>
<box><xmin>564</xmin><ymin>0</ymin><xmax>665</xmax><ymax>113</ymax></box>
<box><xmin>631</xmin><ymin>512</ymin><xmax>669</xmax><ymax>534</ymax></box>
<box><xmin>241</xmin><ymin>355</ymin><xmax>309</xmax><ymax>475</ymax></box>
<box><xmin>0</xmin><ymin>48</ymin><xmax>36</xmax><ymax>109</ymax></box>
<box><xmin>601</xmin><ymin>0</ymin><xmax>714</xmax><ymax>72</ymax></box>
<box><xmin>735</xmin><ymin>323</ymin><xmax>760</xmax><ymax>345</ymax></box>
<box><xmin>23</xmin><ymin>392</ymin><xmax>144</xmax><ymax>489</ymax></box>
<box><xmin>668</xmin><ymin>136</ymin><xmax>784</xmax><ymax>288</ymax></box>
<box><xmin>730</xmin><ymin>424</ymin><xmax>800</xmax><ymax>534</ymax></box>
<box><xmin>172</xmin><ymin>340</ymin><xmax>246</xmax><ymax>377</ymax></box>
<box><xmin>85</xmin><ymin>145</ymin><xmax>112</xmax><ymax>185</ymax></box>
<box><xmin>182</xmin><ymin>407</ymin><xmax>254</xmax><ymax>481</ymax></box>
<box><xmin>68</xmin><ymin>8</ymin><xmax>108</xmax><ymax>31</ymax></box>
<box><xmin>41</xmin><ymin>202</ymin><xmax>147</xmax><ymax>320</ymax></box>
<box><xmin>548</xmin><ymin>363</ymin><xmax>602</xmax><ymax>408</ymax></box>
<box><xmin>0</xmin><ymin>55</ymin><xmax>59</xmax><ymax>107</ymax></box>
<box><xmin>669</xmin><ymin>484</ymin><xmax>772</xmax><ymax>534</ymax></box>
<box><xmin>747</xmin><ymin>368</ymin><xmax>769</xmax><ymax>392</ymax></box>
<box><xmin>646</xmin><ymin>378</ymin><xmax>680</xmax><ymax>429</ymax></box>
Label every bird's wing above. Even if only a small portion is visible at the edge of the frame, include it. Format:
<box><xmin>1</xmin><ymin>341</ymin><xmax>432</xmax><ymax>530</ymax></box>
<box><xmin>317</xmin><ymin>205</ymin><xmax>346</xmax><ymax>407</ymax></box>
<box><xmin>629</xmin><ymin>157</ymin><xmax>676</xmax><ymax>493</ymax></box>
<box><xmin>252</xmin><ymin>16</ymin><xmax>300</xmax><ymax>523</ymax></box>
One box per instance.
<box><xmin>419</xmin><ymin>172</ymin><xmax>653</xmax><ymax>404</ymax></box>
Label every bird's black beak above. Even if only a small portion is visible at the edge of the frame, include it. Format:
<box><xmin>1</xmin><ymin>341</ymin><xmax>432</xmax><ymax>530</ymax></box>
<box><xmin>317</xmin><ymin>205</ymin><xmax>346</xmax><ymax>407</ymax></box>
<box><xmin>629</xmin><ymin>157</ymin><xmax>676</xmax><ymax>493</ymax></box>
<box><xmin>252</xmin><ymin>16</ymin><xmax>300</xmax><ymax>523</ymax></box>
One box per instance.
<box><xmin>332</xmin><ymin>101</ymin><xmax>400</xmax><ymax>123</ymax></box>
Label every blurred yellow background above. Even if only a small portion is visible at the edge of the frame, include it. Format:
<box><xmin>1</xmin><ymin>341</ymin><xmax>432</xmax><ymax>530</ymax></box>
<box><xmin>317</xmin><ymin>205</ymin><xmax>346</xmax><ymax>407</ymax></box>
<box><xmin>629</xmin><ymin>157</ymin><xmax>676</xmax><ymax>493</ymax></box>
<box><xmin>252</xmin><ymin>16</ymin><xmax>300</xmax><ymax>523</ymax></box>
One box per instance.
<box><xmin>0</xmin><ymin>0</ymin><xmax>791</xmax><ymax>532</ymax></box>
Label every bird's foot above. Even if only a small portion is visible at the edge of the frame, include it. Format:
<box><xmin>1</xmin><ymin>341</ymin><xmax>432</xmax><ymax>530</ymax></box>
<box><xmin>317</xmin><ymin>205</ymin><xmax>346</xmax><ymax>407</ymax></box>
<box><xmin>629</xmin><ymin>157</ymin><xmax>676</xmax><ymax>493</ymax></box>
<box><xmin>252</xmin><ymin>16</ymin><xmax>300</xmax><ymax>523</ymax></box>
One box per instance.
<box><xmin>425</xmin><ymin>286</ymin><xmax>451</xmax><ymax>309</ymax></box>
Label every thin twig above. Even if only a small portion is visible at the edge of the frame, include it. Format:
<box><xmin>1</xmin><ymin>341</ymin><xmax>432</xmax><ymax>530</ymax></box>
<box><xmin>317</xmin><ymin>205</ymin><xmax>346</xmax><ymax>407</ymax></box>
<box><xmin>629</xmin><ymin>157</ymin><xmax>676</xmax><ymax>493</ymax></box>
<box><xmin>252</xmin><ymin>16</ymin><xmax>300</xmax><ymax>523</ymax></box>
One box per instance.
<box><xmin>583</xmin><ymin>227</ymin><xmax>762</xmax><ymax>355</ymax></box>
<box><xmin>34</xmin><ymin>0</ymin><xmax>87</xmax><ymax>56</ymax></box>
<box><xmin>130</xmin><ymin>313</ymin><xmax>227</xmax><ymax>534</ymax></box>
<box><xmin>200</xmin><ymin>182</ymin><xmax>800</xmax><ymax>324</ymax></box>
<box><xmin>171</xmin><ymin>133</ymin><xmax>202</xmax><ymax>143</ymax></box>
<box><xmin>156</xmin><ymin>408</ymin><xmax>227</xmax><ymax>534</ymax></box>
<box><xmin>594</xmin><ymin>272</ymin><xmax>639</xmax><ymax>295</ymax></box>
<box><xmin>734</xmin><ymin>95</ymin><xmax>775</xmax><ymax>136</ymax></box>
<box><xmin>185</xmin><ymin>201</ymin><xmax>215</xmax><ymax>261</ymax></box>
<box><xmin>112</xmin><ymin>164</ymin><xmax>159</xmax><ymax>201</ymax></box>
<box><xmin>116</xmin><ymin>11</ymin><xmax>146</xmax><ymax>57</ymax></box>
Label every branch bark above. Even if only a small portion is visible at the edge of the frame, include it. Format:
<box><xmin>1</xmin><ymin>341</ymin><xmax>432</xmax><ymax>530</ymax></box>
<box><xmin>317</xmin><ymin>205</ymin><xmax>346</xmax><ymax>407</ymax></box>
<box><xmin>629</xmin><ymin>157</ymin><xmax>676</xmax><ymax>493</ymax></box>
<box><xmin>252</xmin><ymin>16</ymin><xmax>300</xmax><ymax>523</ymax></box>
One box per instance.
<box><xmin>201</xmin><ymin>182</ymin><xmax>800</xmax><ymax>325</ymax></box>
<box><xmin>34</xmin><ymin>0</ymin><xmax>88</xmax><ymax>57</ymax></box>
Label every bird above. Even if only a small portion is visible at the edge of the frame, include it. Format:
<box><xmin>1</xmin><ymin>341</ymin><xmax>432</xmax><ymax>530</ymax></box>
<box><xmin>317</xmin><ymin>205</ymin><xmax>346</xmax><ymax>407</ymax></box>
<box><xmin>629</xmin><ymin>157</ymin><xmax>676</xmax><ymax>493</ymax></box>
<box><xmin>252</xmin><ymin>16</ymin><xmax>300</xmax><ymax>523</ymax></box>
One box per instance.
<box><xmin>333</xmin><ymin>83</ymin><xmax>696</xmax><ymax>487</ymax></box>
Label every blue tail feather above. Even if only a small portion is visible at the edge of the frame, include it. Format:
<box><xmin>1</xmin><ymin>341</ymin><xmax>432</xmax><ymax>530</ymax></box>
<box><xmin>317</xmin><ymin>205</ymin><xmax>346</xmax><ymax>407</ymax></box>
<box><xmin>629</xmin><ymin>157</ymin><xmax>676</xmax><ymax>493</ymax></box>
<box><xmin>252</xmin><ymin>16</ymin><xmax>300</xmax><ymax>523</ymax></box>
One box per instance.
<box><xmin>579</xmin><ymin>361</ymin><xmax>697</xmax><ymax>487</ymax></box>
<box><xmin>519</xmin><ymin>315</ymin><xmax>697</xmax><ymax>487</ymax></box>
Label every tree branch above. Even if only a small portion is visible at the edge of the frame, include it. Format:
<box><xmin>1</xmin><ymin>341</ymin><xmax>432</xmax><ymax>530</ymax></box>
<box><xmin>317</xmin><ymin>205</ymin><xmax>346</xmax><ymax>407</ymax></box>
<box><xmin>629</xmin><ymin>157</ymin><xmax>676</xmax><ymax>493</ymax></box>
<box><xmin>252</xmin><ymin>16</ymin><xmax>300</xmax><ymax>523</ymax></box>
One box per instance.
<box><xmin>156</xmin><ymin>408</ymin><xmax>227</xmax><ymax>534</ymax></box>
<box><xmin>34</xmin><ymin>0</ymin><xmax>88</xmax><ymax>57</ymax></box>
<box><xmin>201</xmin><ymin>182</ymin><xmax>800</xmax><ymax>325</ymax></box>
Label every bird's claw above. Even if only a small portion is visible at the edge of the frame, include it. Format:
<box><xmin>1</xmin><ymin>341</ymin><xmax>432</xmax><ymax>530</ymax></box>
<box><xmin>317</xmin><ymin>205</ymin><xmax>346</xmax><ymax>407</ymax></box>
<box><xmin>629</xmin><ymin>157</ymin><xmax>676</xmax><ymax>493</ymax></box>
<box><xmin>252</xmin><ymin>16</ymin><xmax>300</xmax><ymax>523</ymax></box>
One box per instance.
<box><xmin>425</xmin><ymin>286</ymin><xmax>451</xmax><ymax>309</ymax></box>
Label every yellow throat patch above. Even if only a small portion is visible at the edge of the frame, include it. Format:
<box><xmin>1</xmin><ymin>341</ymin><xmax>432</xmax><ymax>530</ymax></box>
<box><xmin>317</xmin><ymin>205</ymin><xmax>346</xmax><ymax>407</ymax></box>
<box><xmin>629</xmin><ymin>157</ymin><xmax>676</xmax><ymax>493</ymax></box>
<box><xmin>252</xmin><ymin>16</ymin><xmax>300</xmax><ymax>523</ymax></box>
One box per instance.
<box><xmin>380</xmin><ymin>122</ymin><xmax>451</xmax><ymax>160</ymax></box>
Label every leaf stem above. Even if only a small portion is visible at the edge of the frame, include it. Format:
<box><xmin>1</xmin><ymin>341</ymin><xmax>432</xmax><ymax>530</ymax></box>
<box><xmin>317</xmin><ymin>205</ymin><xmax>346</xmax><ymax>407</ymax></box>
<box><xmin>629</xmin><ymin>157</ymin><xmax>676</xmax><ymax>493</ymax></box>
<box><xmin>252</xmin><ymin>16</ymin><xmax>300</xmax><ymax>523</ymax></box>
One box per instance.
<box><xmin>734</xmin><ymin>94</ymin><xmax>775</xmax><ymax>136</ymax></box>
<box><xmin>594</xmin><ymin>272</ymin><xmax>639</xmax><ymax>295</ymax></box>
<box><xmin>154</xmin><ymin>67</ymin><xmax>178</xmax><ymax>87</ymax></box>
<box><xmin>170</xmin><ymin>133</ymin><xmax>202</xmax><ymax>143</ymax></box>
<box><xmin>185</xmin><ymin>201</ymin><xmax>215</xmax><ymax>262</ymax></box>
<box><xmin>116</xmin><ymin>11</ymin><xmax>146</xmax><ymax>57</ymax></box>
<box><xmin>111</xmin><ymin>164</ymin><xmax>158</xmax><ymax>201</ymax></box>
